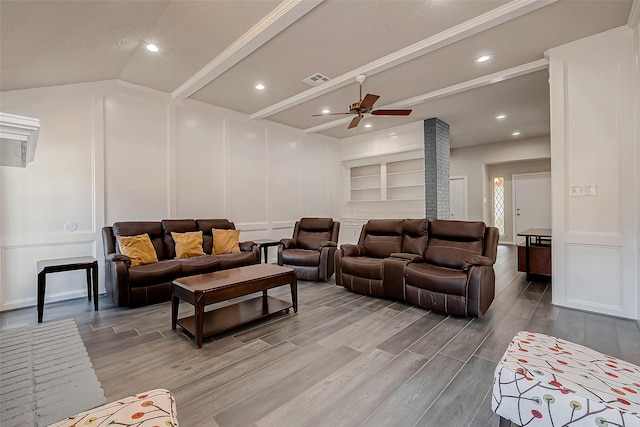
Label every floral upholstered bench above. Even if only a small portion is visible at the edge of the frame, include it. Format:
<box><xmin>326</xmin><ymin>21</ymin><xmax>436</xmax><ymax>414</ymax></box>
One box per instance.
<box><xmin>48</xmin><ymin>389</ymin><xmax>178</xmax><ymax>426</ymax></box>
<box><xmin>492</xmin><ymin>331</ymin><xmax>640</xmax><ymax>427</ymax></box>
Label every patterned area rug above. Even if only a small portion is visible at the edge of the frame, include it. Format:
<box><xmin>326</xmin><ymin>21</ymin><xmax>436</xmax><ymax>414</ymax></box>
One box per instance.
<box><xmin>0</xmin><ymin>318</ymin><xmax>106</xmax><ymax>427</ymax></box>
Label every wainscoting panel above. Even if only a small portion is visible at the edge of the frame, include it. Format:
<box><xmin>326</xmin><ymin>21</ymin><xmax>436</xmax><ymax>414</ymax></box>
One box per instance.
<box><xmin>565</xmin><ymin>243</ymin><xmax>623</xmax><ymax>313</ymax></box>
<box><xmin>174</xmin><ymin>105</ymin><xmax>226</xmax><ymax>219</ymax></box>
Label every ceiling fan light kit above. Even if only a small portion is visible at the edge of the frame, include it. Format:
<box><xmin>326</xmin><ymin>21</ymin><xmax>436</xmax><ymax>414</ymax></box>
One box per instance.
<box><xmin>312</xmin><ymin>74</ymin><xmax>412</xmax><ymax>129</ymax></box>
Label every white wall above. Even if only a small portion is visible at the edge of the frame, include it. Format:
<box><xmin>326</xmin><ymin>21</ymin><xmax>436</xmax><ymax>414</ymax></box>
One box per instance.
<box><xmin>0</xmin><ymin>81</ymin><xmax>341</xmax><ymax>311</ymax></box>
<box><xmin>548</xmin><ymin>26</ymin><xmax>638</xmax><ymax>320</ymax></box>
<box><xmin>450</xmin><ymin>137</ymin><xmax>551</xmax><ymax>223</ymax></box>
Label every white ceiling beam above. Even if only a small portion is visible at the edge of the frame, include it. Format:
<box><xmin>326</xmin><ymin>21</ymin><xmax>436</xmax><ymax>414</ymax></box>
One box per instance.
<box><xmin>252</xmin><ymin>0</ymin><xmax>557</xmax><ymax>120</ymax></box>
<box><xmin>303</xmin><ymin>59</ymin><xmax>549</xmax><ymax>134</ymax></box>
<box><xmin>172</xmin><ymin>0</ymin><xmax>323</xmax><ymax>101</ymax></box>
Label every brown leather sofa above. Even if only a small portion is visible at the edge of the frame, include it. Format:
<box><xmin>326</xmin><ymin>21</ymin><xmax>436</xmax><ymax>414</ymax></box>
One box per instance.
<box><xmin>335</xmin><ymin>219</ymin><xmax>499</xmax><ymax>317</ymax></box>
<box><xmin>277</xmin><ymin>217</ymin><xmax>340</xmax><ymax>281</ymax></box>
<box><xmin>102</xmin><ymin>219</ymin><xmax>260</xmax><ymax>307</ymax></box>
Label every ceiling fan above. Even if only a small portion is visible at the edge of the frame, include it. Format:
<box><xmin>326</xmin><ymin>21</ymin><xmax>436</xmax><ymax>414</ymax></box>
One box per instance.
<box><xmin>313</xmin><ymin>74</ymin><xmax>412</xmax><ymax>129</ymax></box>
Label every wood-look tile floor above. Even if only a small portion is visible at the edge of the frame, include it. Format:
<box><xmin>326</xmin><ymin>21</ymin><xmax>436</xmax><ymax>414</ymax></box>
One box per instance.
<box><xmin>2</xmin><ymin>245</ymin><xmax>639</xmax><ymax>427</ymax></box>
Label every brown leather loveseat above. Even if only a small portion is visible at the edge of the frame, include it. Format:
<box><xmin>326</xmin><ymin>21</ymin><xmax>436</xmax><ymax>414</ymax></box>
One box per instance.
<box><xmin>102</xmin><ymin>219</ymin><xmax>260</xmax><ymax>307</ymax></box>
<box><xmin>335</xmin><ymin>219</ymin><xmax>499</xmax><ymax>317</ymax></box>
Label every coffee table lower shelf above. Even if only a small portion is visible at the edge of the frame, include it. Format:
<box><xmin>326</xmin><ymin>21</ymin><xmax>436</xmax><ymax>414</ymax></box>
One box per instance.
<box><xmin>177</xmin><ymin>295</ymin><xmax>292</xmax><ymax>340</ymax></box>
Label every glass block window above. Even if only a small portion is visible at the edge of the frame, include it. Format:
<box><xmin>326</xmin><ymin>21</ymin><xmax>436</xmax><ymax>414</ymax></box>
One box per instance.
<box><xmin>493</xmin><ymin>176</ymin><xmax>505</xmax><ymax>236</ymax></box>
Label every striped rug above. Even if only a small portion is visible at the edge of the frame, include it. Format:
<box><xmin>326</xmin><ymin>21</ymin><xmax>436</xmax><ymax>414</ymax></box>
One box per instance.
<box><xmin>1</xmin><ymin>318</ymin><xmax>106</xmax><ymax>427</ymax></box>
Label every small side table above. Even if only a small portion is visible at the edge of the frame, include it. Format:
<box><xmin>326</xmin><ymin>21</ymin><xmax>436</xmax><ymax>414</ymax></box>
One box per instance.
<box><xmin>252</xmin><ymin>239</ymin><xmax>281</xmax><ymax>264</ymax></box>
<box><xmin>37</xmin><ymin>256</ymin><xmax>98</xmax><ymax>323</ymax></box>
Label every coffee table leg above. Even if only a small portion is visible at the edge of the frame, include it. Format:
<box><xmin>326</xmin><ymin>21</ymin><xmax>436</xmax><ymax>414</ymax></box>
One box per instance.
<box><xmin>171</xmin><ymin>290</ymin><xmax>179</xmax><ymax>330</ymax></box>
<box><xmin>291</xmin><ymin>276</ymin><xmax>298</xmax><ymax>313</ymax></box>
<box><xmin>195</xmin><ymin>296</ymin><xmax>205</xmax><ymax>349</ymax></box>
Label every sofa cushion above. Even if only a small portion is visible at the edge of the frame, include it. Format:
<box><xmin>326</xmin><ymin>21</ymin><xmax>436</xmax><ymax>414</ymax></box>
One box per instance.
<box><xmin>171</xmin><ymin>231</ymin><xmax>205</xmax><ymax>258</ymax></box>
<box><xmin>424</xmin><ymin>220</ymin><xmax>485</xmax><ymax>269</ymax></box>
<box><xmin>113</xmin><ymin>221</ymin><xmax>166</xmax><ymax>260</ymax></box>
<box><xmin>363</xmin><ymin>234</ymin><xmax>403</xmax><ymax>258</ymax></box>
<box><xmin>162</xmin><ymin>219</ymin><xmax>197</xmax><ymax>259</ymax></box>
<box><xmin>296</xmin><ymin>218</ymin><xmax>334</xmax><ymax>250</ymax></box>
<box><xmin>281</xmin><ymin>248</ymin><xmax>320</xmax><ymax>267</ymax></box>
<box><xmin>213</xmin><ymin>229</ymin><xmax>241</xmax><ymax>255</ymax></box>
<box><xmin>178</xmin><ymin>255</ymin><xmax>220</xmax><ymax>276</ymax></box>
<box><xmin>128</xmin><ymin>260</ymin><xmax>182</xmax><ymax>287</ymax></box>
<box><xmin>341</xmin><ymin>256</ymin><xmax>385</xmax><ymax>280</ymax></box>
<box><xmin>115</xmin><ymin>234</ymin><xmax>158</xmax><ymax>267</ymax></box>
<box><xmin>405</xmin><ymin>263</ymin><xmax>468</xmax><ymax>296</ymax></box>
<box><xmin>197</xmin><ymin>219</ymin><xmax>235</xmax><ymax>254</ymax></box>
<box><xmin>215</xmin><ymin>251</ymin><xmax>258</xmax><ymax>270</ymax></box>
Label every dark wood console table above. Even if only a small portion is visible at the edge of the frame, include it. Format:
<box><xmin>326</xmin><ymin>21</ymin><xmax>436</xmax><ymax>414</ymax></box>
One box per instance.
<box><xmin>517</xmin><ymin>228</ymin><xmax>551</xmax><ymax>280</ymax></box>
<box><xmin>37</xmin><ymin>256</ymin><xmax>98</xmax><ymax>323</ymax></box>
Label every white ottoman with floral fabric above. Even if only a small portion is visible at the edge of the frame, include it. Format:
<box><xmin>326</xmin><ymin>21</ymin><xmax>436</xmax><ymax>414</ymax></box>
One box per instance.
<box><xmin>492</xmin><ymin>331</ymin><xmax>640</xmax><ymax>427</ymax></box>
<box><xmin>47</xmin><ymin>389</ymin><xmax>178</xmax><ymax>427</ymax></box>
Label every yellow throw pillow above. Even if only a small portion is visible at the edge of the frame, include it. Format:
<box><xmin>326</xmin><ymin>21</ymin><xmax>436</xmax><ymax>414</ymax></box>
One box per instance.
<box><xmin>212</xmin><ymin>229</ymin><xmax>241</xmax><ymax>255</ymax></box>
<box><xmin>115</xmin><ymin>233</ymin><xmax>158</xmax><ymax>267</ymax></box>
<box><xmin>171</xmin><ymin>231</ymin><xmax>205</xmax><ymax>258</ymax></box>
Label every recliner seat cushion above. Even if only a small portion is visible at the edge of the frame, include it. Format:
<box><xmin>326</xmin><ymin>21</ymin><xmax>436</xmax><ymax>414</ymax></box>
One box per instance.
<box><xmin>281</xmin><ymin>249</ymin><xmax>320</xmax><ymax>266</ymax></box>
<box><xmin>341</xmin><ymin>256</ymin><xmax>385</xmax><ymax>280</ymax></box>
<box><xmin>179</xmin><ymin>255</ymin><xmax>220</xmax><ymax>276</ymax></box>
<box><xmin>128</xmin><ymin>260</ymin><xmax>182</xmax><ymax>287</ymax></box>
<box><xmin>405</xmin><ymin>263</ymin><xmax>468</xmax><ymax>296</ymax></box>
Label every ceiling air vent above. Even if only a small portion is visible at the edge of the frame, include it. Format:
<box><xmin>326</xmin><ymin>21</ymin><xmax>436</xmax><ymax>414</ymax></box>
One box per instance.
<box><xmin>303</xmin><ymin>72</ymin><xmax>331</xmax><ymax>86</ymax></box>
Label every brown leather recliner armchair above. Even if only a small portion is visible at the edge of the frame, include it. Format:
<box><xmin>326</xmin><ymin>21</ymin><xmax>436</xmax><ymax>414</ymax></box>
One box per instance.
<box><xmin>277</xmin><ymin>218</ymin><xmax>340</xmax><ymax>281</ymax></box>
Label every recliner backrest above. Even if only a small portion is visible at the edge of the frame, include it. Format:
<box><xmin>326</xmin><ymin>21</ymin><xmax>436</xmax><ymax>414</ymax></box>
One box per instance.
<box><xmin>112</xmin><ymin>221</ymin><xmax>166</xmax><ymax>260</ymax></box>
<box><xmin>361</xmin><ymin>219</ymin><xmax>404</xmax><ymax>258</ymax></box>
<box><xmin>424</xmin><ymin>220</ymin><xmax>485</xmax><ymax>269</ymax></box>
<box><xmin>402</xmin><ymin>219</ymin><xmax>428</xmax><ymax>255</ymax></box>
<box><xmin>295</xmin><ymin>217</ymin><xmax>335</xmax><ymax>250</ymax></box>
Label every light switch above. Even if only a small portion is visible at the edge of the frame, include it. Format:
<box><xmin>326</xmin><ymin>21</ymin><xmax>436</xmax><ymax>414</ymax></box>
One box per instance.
<box><xmin>570</xmin><ymin>185</ymin><xmax>585</xmax><ymax>197</ymax></box>
<box><xmin>586</xmin><ymin>184</ymin><xmax>597</xmax><ymax>196</ymax></box>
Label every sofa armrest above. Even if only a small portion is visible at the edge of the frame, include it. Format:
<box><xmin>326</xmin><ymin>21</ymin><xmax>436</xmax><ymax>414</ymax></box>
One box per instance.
<box><xmin>239</xmin><ymin>241</ymin><xmax>256</xmax><ymax>252</ymax></box>
<box><xmin>389</xmin><ymin>252</ymin><xmax>423</xmax><ymax>262</ymax></box>
<box><xmin>340</xmin><ymin>244</ymin><xmax>366</xmax><ymax>257</ymax></box>
<box><xmin>280</xmin><ymin>238</ymin><xmax>296</xmax><ymax>249</ymax></box>
<box><xmin>466</xmin><ymin>264</ymin><xmax>496</xmax><ymax>317</ymax></box>
<box><xmin>106</xmin><ymin>253</ymin><xmax>131</xmax><ymax>267</ymax></box>
<box><xmin>318</xmin><ymin>240</ymin><xmax>337</xmax><ymax>250</ymax></box>
<box><xmin>462</xmin><ymin>255</ymin><xmax>494</xmax><ymax>271</ymax></box>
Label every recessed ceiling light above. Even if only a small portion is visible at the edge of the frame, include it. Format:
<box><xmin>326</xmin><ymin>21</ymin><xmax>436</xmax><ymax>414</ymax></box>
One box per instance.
<box><xmin>512</xmin><ymin>131</ymin><xmax>521</xmax><ymax>136</ymax></box>
<box><xmin>255</xmin><ymin>83</ymin><xmax>265</xmax><ymax>90</ymax></box>
<box><xmin>475</xmin><ymin>54</ymin><xmax>491</xmax><ymax>63</ymax></box>
<box><xmin>496</xmin><ymin>114</ymin><xmax>506</xmax><ymax>120</ymax></box>
<box><xmin>364</xmin><ymin>124</ymin><xmax>372</xmax><ymax>128</ymax></box>
<box><xmin>145</xmin><ymin>43</ymin><xmax>159</xmax><ymax>53</ymax></box>
<box><xmin>322</xmin><ymin>109</ymin><xmax>330</xmax><ymax>114</ymax></box>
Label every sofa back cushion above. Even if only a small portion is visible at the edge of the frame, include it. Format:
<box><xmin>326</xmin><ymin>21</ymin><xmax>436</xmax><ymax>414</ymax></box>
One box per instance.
<box><xmin>402</xmin><ymin>219</ymin><xmax>428</xmax><ymax>255</ymax></box>
<box><xmin>296</xmin><ymin>218</ymin><xmax>334</xmax><ymax>250</ymax></box>
<box><xmin>424</xmin><ymin>220</ymin><xmax>485</xmax><ymax>269</ymax></box>
<box><xmin>161</xmin><ymin>219</ymin><xmax>198</xmax><ymax>259</ymax></box>
<box><xmin>196</xmin><ymin>219</ymin><xmax>235</xmax><ymax>254</ymax></box>
<box><xmin>362</xmin><ymin>219</ymin><xmax>404</xmax><ymax>258</ymax></box>
<box><xmin>113</xmin><ymin>221</ymin><xmax>166</xmax><ymax>260</ymax></box>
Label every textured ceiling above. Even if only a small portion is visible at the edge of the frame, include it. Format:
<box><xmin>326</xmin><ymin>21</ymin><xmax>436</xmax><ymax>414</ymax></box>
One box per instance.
<box><xmin>0</xmin><ymin>0</ymin><xmax>634</xmax><ymax>147</ymax></box>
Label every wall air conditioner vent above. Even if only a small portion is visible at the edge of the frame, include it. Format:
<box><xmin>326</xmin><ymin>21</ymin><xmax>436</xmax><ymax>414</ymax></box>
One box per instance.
<box><xmin>303</xmin><ymin>72</ymin><xmax>331</xmax><ymax>86</ymax></box>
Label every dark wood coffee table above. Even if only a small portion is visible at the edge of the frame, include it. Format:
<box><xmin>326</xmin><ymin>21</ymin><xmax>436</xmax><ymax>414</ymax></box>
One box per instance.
<box><xmin>171</xmin><ymin>264</ymin><xmax>297</xmax><ymax>348</ymax></box>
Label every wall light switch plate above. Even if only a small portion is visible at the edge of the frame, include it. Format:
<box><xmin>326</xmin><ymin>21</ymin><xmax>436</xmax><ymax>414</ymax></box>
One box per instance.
<box><xmin>586</xmin><ymin>184</ymin><xmax>597</xmax><ymax>196</ymax></box>
<box><xmin>570</xmin><ymin>184</ymin><xmax>585</xmax><ymax>196</ymax></box>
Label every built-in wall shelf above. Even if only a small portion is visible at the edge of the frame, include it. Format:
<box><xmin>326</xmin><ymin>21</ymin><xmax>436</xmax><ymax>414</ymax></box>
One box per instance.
<box><xmin>347</xmin><ymin>157</ymin><xmax>424</xmax><ymax>202</ymax></box>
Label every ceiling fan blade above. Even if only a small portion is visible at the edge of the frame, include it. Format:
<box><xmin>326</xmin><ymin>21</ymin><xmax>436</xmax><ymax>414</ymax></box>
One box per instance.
<box><xmin>360</xmin><ymin>94</ymin><xmax>380</xmax><ymax>110</ymax></box>
<box><xmin>371</xmin><ymin>109</ymin><xmax>412</xmax><ymax>116</ymax></box>
<box><xmin>312</xmin><ymin>112</ymin><xmax>352</xmax><ymax>116</ymax></box>
<box><xmin>348</xmin><ymin>115</ymin><xmax>362</xmax><ymax>129</ymax></box>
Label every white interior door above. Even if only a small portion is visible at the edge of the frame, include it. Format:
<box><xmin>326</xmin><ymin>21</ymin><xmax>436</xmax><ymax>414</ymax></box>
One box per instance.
<box><xmin>513</xmin><ymin>172</ymin><xmax>551</xmax><ymax>244</ymax></box>
<box><xmin>449</xmin><ymin>176</ymin><xmax>468</xmax><ymax>220</ymax></box>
